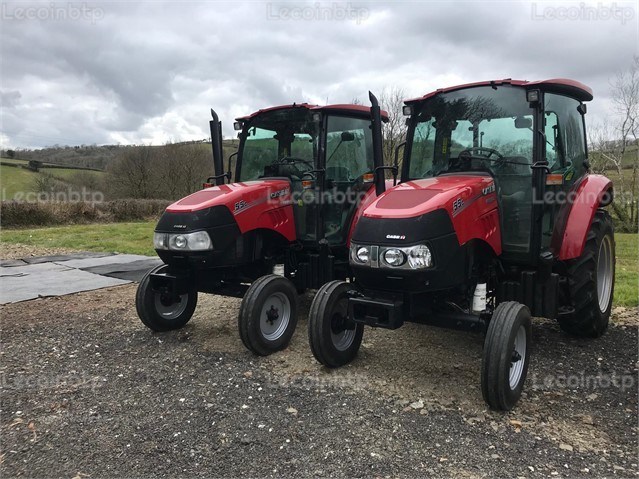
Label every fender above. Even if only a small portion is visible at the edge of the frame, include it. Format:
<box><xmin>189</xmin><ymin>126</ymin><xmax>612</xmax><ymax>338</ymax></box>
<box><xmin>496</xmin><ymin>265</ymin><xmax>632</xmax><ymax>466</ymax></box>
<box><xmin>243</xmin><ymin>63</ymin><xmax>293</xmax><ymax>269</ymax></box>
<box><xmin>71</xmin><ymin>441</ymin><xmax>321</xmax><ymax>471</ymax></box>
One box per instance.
<box><xmin>552</xmin><ymin>174</ymin><xmax>613</xmax><ymax>260</ymax></box>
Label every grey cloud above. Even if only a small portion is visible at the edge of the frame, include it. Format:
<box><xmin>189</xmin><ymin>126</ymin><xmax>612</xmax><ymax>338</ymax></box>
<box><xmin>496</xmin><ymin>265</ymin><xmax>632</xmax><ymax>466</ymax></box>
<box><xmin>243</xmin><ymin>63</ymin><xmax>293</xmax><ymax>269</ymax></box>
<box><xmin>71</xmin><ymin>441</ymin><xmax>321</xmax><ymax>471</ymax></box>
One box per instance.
<box><xmin>1</xmin><ymin>90</ymin><xmax>21</xmax><ymax>108</ymax></box>
<box><xmin>0</xmin><ymin>0</ymin><xmax>637</xmax><ymax>148</ymax></box>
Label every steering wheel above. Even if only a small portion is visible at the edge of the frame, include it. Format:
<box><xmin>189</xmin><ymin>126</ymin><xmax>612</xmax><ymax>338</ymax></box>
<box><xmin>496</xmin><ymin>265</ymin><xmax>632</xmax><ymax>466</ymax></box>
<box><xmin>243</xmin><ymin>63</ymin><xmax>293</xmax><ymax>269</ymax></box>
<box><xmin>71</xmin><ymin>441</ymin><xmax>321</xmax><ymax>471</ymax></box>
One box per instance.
<box><xmin>458</xmin><ymin>147</ymin><xmax>505</xmax><ymax>163</ymax></box>
<box><xmin>270</xmin><ymin>156</ymin><xmax>316</xmax><ymax>180</ymax></box>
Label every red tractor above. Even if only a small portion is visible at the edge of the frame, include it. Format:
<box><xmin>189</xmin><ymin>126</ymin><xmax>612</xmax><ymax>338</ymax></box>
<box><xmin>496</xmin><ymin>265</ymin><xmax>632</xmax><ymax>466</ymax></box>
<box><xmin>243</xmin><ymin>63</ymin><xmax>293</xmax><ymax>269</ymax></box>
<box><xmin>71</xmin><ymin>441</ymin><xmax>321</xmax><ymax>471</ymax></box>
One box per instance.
<box><xmin>308</xmin><ymin>79</ymin><xmax>615</xmax><ymax>410</ymax></box>
<box><xmin>136</xmin><ymin>100</ymin><xmax>389</xmax><ymax>356</ymax></box>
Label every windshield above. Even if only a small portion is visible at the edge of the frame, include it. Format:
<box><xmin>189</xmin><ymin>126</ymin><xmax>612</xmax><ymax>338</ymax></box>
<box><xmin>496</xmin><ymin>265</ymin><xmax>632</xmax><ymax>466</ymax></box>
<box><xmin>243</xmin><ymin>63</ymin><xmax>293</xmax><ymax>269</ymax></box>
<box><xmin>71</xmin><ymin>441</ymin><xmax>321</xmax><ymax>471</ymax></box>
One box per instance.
<box><xmin>238</xmin><ymin>108</ymin><xmax>319</xmax><ymax>181</ymax></box>
<box><xmin>406</xmin><ymin>86</ymin><xmax>533</xmax><ymax>179</ymax></box>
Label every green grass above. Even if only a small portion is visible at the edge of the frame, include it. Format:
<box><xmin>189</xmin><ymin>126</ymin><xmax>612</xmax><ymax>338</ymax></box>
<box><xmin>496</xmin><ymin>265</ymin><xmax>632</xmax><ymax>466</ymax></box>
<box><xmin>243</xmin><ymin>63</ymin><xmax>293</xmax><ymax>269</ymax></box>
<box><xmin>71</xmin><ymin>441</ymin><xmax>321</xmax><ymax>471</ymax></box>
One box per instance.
<box><xmin>0</xmin><ymin>157</ymin><xmax>29</xmax><ymax>166</ymax></box>
<box><xmin>0</xmin><ymin>164</ymin><xmax>38</xmax><ymax>200</ymax></box>
<box><xmin>0</xmin><ymin>222</ymin><xmax>156</xmax><ymax>256</ymax></box>
<box><xmin>614</xmin><ymin>233</ymin><xmax>638</xmax><ymax>307</ymax></box>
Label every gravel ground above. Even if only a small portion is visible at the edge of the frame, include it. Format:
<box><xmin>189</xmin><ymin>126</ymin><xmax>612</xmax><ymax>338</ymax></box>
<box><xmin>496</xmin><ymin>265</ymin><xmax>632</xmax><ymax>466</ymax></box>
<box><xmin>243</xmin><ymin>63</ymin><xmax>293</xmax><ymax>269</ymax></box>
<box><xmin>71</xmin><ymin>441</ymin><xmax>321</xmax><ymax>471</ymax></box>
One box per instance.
<box><xmin>1</xmin><ymin>280</ymin><xmax>637</xmax><ymax>478</ymax></box>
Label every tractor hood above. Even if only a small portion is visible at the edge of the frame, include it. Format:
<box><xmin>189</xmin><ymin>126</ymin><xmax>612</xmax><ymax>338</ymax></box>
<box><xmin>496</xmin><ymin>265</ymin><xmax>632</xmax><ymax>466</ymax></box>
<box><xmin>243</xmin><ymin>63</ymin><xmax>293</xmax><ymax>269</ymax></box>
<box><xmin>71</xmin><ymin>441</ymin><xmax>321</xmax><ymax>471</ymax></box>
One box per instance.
<box><xmin>362</xmin><ymin>174</ymin><xmax>496</xmax><ymax>220</ymax></box>
<box><xmin>166</xmin><ymin>179</ymin><xmax>292</xmax><ymax>215</ymax></box>
<box><xmin>156</xmin><ymin>178</ymin><xmax>295</xmax><ymax>242</ymax></box>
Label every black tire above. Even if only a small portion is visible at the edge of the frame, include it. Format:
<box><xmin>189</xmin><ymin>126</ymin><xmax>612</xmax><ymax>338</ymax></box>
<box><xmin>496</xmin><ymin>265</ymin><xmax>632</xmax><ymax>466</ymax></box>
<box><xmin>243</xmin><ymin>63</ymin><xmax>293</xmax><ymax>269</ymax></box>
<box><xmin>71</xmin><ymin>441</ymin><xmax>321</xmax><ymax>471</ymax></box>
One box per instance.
<box><xmin>136</xmin><ymin>265</ymin><xmax>198</xmax><ymax>332</ymax></box>
<box><xmin>560</xmin><ymin>210</ymin><xmax>615</xmax><ymax>338</ymax></box>
<box><xmin>481</xmin><ymin>301</ymin><xmax>532</xmax><ymax>411</ymax></box>
<box><xmin>308</xmin><ymin>280</ymin><xmax>364</xmax><ymax>368</ymax></box>
<box><xmin>238</xmin><ymin>274</ymin><xmax>298</xmax><ymax>356</ymax></box>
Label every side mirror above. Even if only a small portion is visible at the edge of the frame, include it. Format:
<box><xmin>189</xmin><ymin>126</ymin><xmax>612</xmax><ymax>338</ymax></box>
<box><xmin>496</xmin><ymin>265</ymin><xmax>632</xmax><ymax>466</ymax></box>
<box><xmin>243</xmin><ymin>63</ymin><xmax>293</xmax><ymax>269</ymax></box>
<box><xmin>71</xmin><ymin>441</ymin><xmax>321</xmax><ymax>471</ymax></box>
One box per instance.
<box><xmin>341</xmin><ymin>131</ymin><xmax>355</xmax><ymax>142</ymax></box>
<box><xmin>514</xmin><ymin>116</ymin><xmax>533</xmax><ymax>129</ymax></box>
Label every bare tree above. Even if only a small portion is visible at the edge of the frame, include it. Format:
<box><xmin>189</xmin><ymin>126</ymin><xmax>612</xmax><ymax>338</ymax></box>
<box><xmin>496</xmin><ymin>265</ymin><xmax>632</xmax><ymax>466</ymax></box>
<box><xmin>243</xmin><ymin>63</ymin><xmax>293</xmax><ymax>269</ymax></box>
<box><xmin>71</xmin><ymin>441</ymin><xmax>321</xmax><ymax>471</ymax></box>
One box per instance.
<box><xmin>588</xmin><ymin>58</ymin><xmax>639</xmax><ymax>231</ymax></box>
<box><xmin>107</xmin><ymin>146</ymin><xmax>156</xmax><ymax>199</ymax></box>
<box><xmin>379</xmin><ymin>86</ymin><xmax>408</xmax><ymax>171</ymax></box>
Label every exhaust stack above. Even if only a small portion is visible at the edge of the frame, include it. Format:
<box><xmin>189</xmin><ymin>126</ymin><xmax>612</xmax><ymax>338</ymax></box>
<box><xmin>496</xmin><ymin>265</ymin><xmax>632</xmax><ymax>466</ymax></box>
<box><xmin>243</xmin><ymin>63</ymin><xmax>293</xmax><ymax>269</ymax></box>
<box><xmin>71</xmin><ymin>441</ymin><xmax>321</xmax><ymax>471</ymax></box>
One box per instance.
<box><xmin>369</xmin><ymin>91</ymin><xmax>386</xmax><ymax>196</ymax></box>
<box><xmin>209</xmin><ymin>109</ymin><xmax>225</xmax><ymax>185</ymax></box>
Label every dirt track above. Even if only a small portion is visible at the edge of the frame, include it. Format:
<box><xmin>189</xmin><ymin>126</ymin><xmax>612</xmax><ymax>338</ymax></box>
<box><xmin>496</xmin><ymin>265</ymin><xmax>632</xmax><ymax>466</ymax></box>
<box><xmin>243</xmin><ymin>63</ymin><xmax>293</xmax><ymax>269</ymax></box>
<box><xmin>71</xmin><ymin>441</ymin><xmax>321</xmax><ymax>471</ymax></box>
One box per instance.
<box><xmin>1</xmin><ymin>284</ymin><xmax>637</xmax><ymax>478</ymax></box>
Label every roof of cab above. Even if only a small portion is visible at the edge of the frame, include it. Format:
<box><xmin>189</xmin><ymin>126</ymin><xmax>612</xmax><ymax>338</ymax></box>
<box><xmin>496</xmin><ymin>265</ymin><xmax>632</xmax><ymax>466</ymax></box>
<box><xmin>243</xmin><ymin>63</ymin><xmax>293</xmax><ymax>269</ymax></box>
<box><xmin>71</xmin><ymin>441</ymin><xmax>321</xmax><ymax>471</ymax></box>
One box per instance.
<box><xmin>405</xmin><ymin>78</ymin><xmax>593</xmax><ymax>104</ymax></box>
<box><xmin>236</xmin><ymin>103</ymin><xmax>389</xmax><ymax>121</ymax></box>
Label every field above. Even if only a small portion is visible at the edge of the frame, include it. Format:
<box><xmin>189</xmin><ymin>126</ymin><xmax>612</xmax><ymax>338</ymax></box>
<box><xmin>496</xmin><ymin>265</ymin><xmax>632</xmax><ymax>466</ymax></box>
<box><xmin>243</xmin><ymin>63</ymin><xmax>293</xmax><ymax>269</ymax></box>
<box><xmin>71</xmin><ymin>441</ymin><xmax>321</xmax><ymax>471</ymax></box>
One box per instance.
<box><xmin>615</xmin><ymin>232</ymin><xmax>638</xmax><ymax>306</ymax></box>
<box><xmin>1</xmin><ymin>222</ymin><xmax>636</xmax><ymax>307</ymax></box>
<box><xmin>0</xmin><ymin>164</ymin><xmax>39</xmax><ymax>199</ymax></box>
<box><xmin>0</xmin><ymin>161</ymin><xmax>105</xmax><ymax>200</ymax></box>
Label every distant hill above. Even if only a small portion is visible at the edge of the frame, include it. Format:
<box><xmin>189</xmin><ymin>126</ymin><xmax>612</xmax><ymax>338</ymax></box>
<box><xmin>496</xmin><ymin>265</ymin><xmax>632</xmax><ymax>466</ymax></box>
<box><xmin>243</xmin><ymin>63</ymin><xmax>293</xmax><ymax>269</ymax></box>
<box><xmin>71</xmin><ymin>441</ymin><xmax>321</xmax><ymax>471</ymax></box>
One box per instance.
<box><xmin>2</xmin><ymin>139</ymin><xmax>240</xmax><ymax>171</ymax></box>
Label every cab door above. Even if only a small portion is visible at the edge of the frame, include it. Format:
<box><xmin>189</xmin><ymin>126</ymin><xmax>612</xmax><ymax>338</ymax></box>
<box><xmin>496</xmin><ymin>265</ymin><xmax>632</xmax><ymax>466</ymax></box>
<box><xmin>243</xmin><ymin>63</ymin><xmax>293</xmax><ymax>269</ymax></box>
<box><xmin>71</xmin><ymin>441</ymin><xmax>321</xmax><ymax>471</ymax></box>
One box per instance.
<box><xmin>540</xmin><ymin>93</ymin><xmax>588</xmax><ymax>249</ymax></box>
<box><xmin>321</xmin><ymin>115</ymin><xmax>376</xmax><ymax>246</ymax></box>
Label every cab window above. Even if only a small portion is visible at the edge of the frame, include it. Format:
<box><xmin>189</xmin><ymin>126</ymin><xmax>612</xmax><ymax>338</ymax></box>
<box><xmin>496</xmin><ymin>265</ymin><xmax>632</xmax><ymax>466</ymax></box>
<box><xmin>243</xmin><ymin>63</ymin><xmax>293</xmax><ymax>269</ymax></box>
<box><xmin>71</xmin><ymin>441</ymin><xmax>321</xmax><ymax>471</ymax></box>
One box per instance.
<box><xmin>325</xmin><ymin>116</ymin><xmax>373</xmax><ymax>181</ymax></box>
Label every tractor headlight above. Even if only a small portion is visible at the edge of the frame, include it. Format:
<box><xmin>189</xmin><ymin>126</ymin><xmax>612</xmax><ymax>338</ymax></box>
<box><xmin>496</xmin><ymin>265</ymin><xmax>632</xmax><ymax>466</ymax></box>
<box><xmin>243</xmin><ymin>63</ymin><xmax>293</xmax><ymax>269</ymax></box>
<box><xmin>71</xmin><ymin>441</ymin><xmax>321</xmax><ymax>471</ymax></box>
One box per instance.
<box><xmin>407</xmin><ymin>245</ymin><xmax>432</xmax><ymax>269</ymax></box>
<box><xmin>382</xmin><ymin>248</ymin><xmax>405</xmax><ymax>267</ymax></box>
<box><xmin>352</xmin><ymin>246</ymin><xmax>370</xmax><ymax>264</ymax></box>
<box><xmin>172</xmin><ymin>235</ymin><xmax>188</xmax><ymax>249</ymax></box>
<box><xmin>154</xmin><ymin>231</ymin><xmax>213</xmax><ymax>251</ymax></box>
<box><xmin>153</xmin><ymin>232</ymin><xmax>168</xmax><ymax>250</ymax></box>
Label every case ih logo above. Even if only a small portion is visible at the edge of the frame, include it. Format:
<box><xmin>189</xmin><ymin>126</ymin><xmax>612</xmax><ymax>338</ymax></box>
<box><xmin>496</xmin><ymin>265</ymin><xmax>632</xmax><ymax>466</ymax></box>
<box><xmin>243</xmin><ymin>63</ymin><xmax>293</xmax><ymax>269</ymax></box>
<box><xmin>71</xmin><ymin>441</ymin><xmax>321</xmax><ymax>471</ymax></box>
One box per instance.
<box><xmin>173</xmin><ymin>224</ymin><xmax>188</xmax><ymax>229</ymax></box>
<box><xmin>269</xmin><ymin>188</ymin><xmax>290</xmax><ymax>199</ymax></box>
<box><xmin>386</xmin><ymin>234</ymin><xmax>406</xmax><ymax>240</ymax></box>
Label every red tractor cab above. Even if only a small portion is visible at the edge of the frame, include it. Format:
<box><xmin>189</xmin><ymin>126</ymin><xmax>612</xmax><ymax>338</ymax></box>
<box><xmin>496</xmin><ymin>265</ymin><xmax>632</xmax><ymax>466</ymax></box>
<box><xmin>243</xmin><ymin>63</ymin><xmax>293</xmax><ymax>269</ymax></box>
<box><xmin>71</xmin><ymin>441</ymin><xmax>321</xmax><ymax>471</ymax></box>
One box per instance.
<box><xmin>137</xmin><ymin>99</ymin><xmax>388</xmax><ymax>356</ymax></box>
<box><xmin>308</xmin><ymin>79</ymin><xmax>615</xmax><ymax>410</ymax></box>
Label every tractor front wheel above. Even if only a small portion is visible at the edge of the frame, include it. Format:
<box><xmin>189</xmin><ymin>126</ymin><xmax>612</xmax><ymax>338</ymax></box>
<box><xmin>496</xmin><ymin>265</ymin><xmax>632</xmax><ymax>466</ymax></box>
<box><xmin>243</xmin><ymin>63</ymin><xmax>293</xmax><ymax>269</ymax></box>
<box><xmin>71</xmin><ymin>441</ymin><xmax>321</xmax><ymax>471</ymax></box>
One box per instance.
<box><xmin>308</xmin><ymin>280</ymin><xmax>364</xmax><ymax>368</ymax></box>
<box><xmin>238</xmin><ymin>275</ymin><xmax>299</xmax><ymax>356</ymax></box>
<box><xmin>481</xmin><ymin>301</ymin><xmax>532</xmax><ymax>411</ymax></box>
<box><xmin>560</xmin><ymin>210</ymin><xmax>615</xmax><ymax>338</ymax></box>
<box><xmin>136</xmin><ymin>265</ymin><xmax>198</xmax><ymax>332</ymax></box>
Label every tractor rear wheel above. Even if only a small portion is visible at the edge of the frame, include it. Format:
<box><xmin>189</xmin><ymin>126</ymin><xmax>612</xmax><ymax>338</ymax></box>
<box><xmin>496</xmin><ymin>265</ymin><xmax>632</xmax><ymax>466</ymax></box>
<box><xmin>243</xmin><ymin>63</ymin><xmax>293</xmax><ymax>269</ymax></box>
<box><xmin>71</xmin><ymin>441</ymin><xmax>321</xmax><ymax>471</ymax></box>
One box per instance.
<box><xmin>136</xmin><ymin>265</ymin><xmax>198</xmax><ymax>332</ymax></box>
<box><xmin>238</xmin><ymin>274</ymin><xmax>298</xmax><ymax>356</ymax></box>
<box><xmin>308</xmin><ymin>280</ymin><xmax>364</xmax><ymax>368</ymax></box>
<box><xmin>481</xmin><ymin>301</ymin><xmax>532</xmax><ymax>411</ymax></box>
<box><xmin>560</xmin><ymin>210</ymin><xmax>615</xmax><ymax>338</ymax></box>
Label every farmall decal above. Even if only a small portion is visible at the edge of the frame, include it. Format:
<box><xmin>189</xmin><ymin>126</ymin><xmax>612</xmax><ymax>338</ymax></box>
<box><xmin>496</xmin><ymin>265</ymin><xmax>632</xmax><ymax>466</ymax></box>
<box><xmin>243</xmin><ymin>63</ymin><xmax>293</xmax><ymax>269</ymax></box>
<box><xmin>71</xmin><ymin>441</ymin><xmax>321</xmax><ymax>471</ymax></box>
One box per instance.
<box><xmin>482</xmin><ymin>183</ymin><xmax>496</xmax><ymax>195</ymax></box>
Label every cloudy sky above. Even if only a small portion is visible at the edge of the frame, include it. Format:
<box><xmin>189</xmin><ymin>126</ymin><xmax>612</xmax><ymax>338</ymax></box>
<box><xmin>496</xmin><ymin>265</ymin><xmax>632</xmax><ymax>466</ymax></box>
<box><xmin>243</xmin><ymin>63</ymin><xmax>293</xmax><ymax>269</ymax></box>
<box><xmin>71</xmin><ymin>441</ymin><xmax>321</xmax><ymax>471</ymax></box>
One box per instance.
<box><xmin>1</xmin><ymin>0</ymin><xmax>637</xmax><ymax>149</ymax></box>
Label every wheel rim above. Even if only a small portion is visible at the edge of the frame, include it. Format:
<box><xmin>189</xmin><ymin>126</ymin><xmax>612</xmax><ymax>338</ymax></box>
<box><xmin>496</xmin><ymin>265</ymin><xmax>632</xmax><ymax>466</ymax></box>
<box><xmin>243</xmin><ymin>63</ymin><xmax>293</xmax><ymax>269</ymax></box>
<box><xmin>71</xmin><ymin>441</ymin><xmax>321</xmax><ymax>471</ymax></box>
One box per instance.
<box><xmin>154</xmin><ymin>292</ymin><xmax>189</xmax><ymax>320</ymax></box>
<box><xmin>597</xmin><ymin>235</ymin><xmax>613</xmax><ymax>313</ymax></box>
<box><xmin>260</xmin><ymin>292</ymin><xmax>291</xmax><ymax>342</ymax></box>
<box><xmin>509</xmin><ymin>325</ymin><xmax>527</xmax><ymax>390</ymax></box>
<box><xmin>330</xmin><ymin>297</ymin><xmax>356</xmax><ymax>351</ymax></box>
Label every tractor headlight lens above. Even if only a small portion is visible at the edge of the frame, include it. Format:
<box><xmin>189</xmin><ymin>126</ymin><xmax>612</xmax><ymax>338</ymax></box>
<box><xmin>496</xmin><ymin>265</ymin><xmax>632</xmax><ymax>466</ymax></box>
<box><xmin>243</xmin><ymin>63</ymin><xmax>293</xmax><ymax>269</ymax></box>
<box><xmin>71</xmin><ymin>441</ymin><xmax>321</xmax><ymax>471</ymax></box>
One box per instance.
<box><xmin>154</xmin><ymin>231</ymin><xmax>213</xmax><ymax>251</ymax></box>
<box><xmin>172</xmin><ymin>235</ymin><xmax>188</xmax><ymax>249</ymax></box>
<box><xmin>382</xmin><ymin>248</ymin><xmax>405</xmax><ymax>267</ymax></box>
<box><xmin>355</xmin><ymin>246</ymin><xmax>370</xmax><ymax>263</ymax></box>
<box><xmin>407</xmin><ymin>245</ymin><xmax>432</xmax><ymax>269</ymax></box>
<box><xmin>153</xmin><ymin>232</ymin><xmax>168</xmax><ymax>250</ymax></box>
